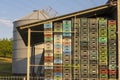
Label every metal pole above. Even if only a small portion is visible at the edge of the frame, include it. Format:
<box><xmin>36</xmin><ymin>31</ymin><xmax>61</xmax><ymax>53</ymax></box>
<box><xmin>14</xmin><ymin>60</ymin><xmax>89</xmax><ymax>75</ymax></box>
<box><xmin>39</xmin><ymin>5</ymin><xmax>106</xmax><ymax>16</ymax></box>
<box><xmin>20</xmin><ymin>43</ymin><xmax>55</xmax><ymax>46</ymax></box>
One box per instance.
<box><xmin>27</xmin><ymin>28</ymin><xmax>31</xmax><ymax>80</ymax></box>
<box><xmin>118</xmin><ymin>0</ymin><xmax>120</xmax><ymax>79</ymax></box>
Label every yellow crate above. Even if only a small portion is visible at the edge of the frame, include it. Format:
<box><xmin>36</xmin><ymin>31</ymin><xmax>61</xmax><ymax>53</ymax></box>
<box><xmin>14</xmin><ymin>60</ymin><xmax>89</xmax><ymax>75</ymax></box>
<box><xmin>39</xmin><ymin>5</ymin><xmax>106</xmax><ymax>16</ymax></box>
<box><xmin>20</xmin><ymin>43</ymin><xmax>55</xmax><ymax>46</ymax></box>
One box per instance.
<box><xmin>44</xmin><ymin>62</ymin><xmax>53</xmax><ymax>66</ymax></box>
<box><xmin>99</xmin><ymin>60</ymin><xmax>108</xmax><ymax>65</ymax></box>
<box><xmin>73</xmin><ymin>64</ymin><xmax>80</xmax><ymax>68</ymax></box>
<box><xmin>44</xmin><ymin>53</ymin><xmax>53</xmax><ymax>56</ymax></box>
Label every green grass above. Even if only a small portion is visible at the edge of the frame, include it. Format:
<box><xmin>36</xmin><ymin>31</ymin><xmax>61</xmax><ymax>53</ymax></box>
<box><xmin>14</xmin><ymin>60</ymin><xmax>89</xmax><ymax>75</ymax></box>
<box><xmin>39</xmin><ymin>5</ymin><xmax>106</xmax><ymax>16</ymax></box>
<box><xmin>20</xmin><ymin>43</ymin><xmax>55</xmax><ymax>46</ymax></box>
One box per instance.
<box><xmin>0</xmin><ymin>57</ymin><xmax>12</xmax><ymax>76</ymax></box>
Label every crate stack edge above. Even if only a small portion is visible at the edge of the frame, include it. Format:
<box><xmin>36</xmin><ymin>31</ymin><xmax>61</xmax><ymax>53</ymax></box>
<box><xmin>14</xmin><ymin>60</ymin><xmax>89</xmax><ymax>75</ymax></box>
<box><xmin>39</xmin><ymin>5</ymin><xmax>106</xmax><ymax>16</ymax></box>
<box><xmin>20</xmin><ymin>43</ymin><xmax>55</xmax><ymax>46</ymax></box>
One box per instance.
<box><xmin>44</xmin><ymin>22</ymin><xmax>53</xmax><ymax>80</ymax></box>
<box><xmin>89</xmin><ymin>18</ymin><xmax>98</xmax><ymax>80</ymax></box>
<box><xmin>62</xmin><ymin>20</ymin><xmax>72</xmax><ymax>80</ymax></box>
<box><xmin>98</xmin><ymin>18</ymin><xmax>108</xmax><ymax>80</ymax></box>
<box><xmin>54</xmin><ymin>22</ymin><xmax>63</xmax><ymax>80</ymax></box>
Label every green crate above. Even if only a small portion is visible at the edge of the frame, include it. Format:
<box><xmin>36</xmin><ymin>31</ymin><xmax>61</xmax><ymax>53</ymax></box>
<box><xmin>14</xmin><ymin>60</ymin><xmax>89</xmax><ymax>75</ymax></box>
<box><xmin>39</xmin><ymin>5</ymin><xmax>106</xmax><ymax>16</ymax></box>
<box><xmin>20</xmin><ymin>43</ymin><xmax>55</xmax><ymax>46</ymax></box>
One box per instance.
<box><xmin>44</xmin><ymin>37</ymin><xmax>53</xmax><ymax>41</ymax></box>
<box><xmin>63</xmin><ymin>64</ymin><xmax>71</xmax><ymax>68</ymax></box>
<box><xmin>108</xmin><ymin>25</ymin><xmax>116</xmax><ymax>30</ymax></box>
<box><xmin>99</xmin><ymin>33</ymin><xmax>107</xmax><ymax>37</ymax></box>
<box><xmin>99</xmin><ymin>37</ymin><xmax>107</xmax><ymax>42</ymax></box>
<box><xmin>63</xmin><ymin>20</ymin><xmax>72</xmax><ymax>28</ymax></box>
<box><xmin>99</xmin><ymin>60</ymin><xmax>108</xmax><ymax>65</ymax></box>
<box><xmin>99</xmin><ymin>74</ymin><xmax>108</xmax><ymax>78</ymax></box>
<box><xmin>54</xmin><ymin>77</ymin><xmax>62</xmax><ymax>80</ymax></box>
<box><xmin>98</xmin><ymin>18</ymin><xmax>107</xmax><ymax>27</ymax></box>
<box><xmin>109</xmin><ymin>65</ymin><xmax>117</xmax><ymax>70</ymax></box>
<box><xmin>108</xmin><ymin>29</ymin><xmax>116</xmax><ymax>33</ymax></box>
<box><xmin>99</xmin><ymin>28</ymin><xmax>107</xmax><ymax>31</ymax></box>
<box><xmin>99</xmin><ymin>44</ymin><xmax>107</xmax><ymax>49</ymax></box>
<box><xmin>99</xmin><ymin>31</ymin><xmax>107</xmax><ymax>37</ymax></box>
<box><xmin>89</xmin><ymin>55</ymin><xmax>97</xmax><ymax>60</ymax></box>
<box><xmin>54</xmin><ymin>28</ymin><xmax>62</xmax><ymax>32</ymax></box>
<box><xmin>73</xmin><ymin>64</ymin><xmax>80</xmax><ymax>68</ymax></box>
<box><xmin>99</xmin><ymin>55</ymin><xmax>107</xmax><ymax>60</ymax></box>
<box><xmin>109</xmin><ymin>51</ymin><xmax>116</xmax><ymax>55</ymax></box>
<box><xmin>108</xmin><ymin>34</ymin><xmax>116</xmax><ymax>39</ymax></box>
<box><xmin>80</xmin><ymin>18</ymin><xmax>88</xmax><ymax>23</ymax></box>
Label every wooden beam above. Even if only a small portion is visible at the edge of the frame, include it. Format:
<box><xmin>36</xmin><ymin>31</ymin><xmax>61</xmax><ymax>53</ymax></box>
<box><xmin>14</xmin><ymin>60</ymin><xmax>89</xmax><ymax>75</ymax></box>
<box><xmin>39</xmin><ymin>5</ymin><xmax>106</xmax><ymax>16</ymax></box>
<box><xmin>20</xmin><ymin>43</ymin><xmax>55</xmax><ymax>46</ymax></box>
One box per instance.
<box><xmin>118</xmin><ymin>0</ymin><xmax>120</xmax><ymax>80</ymax></box>
<box><xmin>27</xmin><ymin>28</ymin><xmax>31</xmax><ymax>80</ymax></box>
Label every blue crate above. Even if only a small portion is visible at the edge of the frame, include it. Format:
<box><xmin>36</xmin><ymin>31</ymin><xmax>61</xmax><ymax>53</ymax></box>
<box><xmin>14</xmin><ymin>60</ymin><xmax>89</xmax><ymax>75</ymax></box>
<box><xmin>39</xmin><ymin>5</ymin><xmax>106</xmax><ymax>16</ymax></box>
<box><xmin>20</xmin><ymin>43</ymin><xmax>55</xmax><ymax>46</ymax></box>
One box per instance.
<box><xmin>63</xmin><ymin>27</ymin><xmax>71</xmax><ymax>30</ymax></box>
<box><xmin>54</xmin><ymin>59</ymin><xmax>62</xmax><ymax>64</ymax></box>
<box><xmin>44</xmin><ymin>23</ymin><xmax>52</xmax><ymax>28</ymax></box>
<box><xmin>63</xmin><ymin>29</ymin><xmax>71</xmax><ymax>32</ymax></box>
<box><xmin>63</xmin><ymin>46</ymin><xmax>71</xmax><ymax>50</ymax></box>
<box><xmin>63</xmin><ymin>48</ymin><xmax>71</xmax><ymax>52</ymax></box>
<box><xmin>63</xmin><ymin>51</ymin><xmax>71</xmax><ymax>54</ymax></box>
<box><xmin>54</xmin><ymin>44</ymin><xmax>62</xmax><ymax>48</ymax></box>
<box><xmin>54</xmin><ymin>72</ymin><xmax>62</xmax><ymax>76</ymax></box>
<box><xmin>63</xmin><ymin>33</ymin><xmax>71</xmax><ymax>36</ymax></box>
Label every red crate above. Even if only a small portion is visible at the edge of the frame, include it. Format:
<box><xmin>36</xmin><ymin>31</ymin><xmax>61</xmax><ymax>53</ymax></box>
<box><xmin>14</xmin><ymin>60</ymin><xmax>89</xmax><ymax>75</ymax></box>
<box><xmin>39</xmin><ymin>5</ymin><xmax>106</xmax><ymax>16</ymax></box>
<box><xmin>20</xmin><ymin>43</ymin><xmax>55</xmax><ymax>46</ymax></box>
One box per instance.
<box><xmin>108</xmin><ymin>20</ymin><xmax>116</xmax><ymax>25</ymax></box>
<box><xmin>54</xmin><ymin>67</ymin><xmax>62</xmax><ymax>72</ymax></box>
<box><xmin>100</xmin><ymin>69</ymin><xmax>108</xmax><ymax>74</ymax></box>
<box><xmin>63</xmin><ymin>42</ymin><xmax>71</xmax><ymax>45</ymax></box>
<box><xmin>44</xmin><ymin>34</ymin><xmax>52</xmax><ymax>37</ymax></box>
<box><xmin>44</xmin><ymin>56</ymin><xmax>53</xmax><ymax>62</ymax></box>
<box><xmin>109</xmin><ymin>70</ymin><xmax>117</xmax><ymax>75</ymax></box>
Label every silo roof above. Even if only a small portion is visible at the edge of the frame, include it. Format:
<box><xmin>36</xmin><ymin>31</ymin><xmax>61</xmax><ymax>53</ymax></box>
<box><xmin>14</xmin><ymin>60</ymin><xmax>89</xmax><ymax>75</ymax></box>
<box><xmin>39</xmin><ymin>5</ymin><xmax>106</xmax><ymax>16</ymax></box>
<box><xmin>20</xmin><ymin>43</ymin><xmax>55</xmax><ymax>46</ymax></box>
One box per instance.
<box><xmin>20</xmin><ymin>10</ymin><xmax>52</xmax><ymax>20</ymax></box>
<box><xmin>107</xmin><ymin>0</ymin><xmax>117</xmax><ymax>3</ymax></box>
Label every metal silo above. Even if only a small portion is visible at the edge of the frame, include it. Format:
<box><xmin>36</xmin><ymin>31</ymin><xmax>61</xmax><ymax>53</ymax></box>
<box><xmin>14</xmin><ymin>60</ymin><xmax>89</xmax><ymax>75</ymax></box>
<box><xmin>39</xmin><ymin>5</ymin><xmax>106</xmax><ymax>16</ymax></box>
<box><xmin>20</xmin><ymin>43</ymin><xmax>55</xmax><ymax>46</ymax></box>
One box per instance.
<box><xmin>12</xmin><ymin>10</ymin><xmax>51</xmax><ymax>75</ymax></box>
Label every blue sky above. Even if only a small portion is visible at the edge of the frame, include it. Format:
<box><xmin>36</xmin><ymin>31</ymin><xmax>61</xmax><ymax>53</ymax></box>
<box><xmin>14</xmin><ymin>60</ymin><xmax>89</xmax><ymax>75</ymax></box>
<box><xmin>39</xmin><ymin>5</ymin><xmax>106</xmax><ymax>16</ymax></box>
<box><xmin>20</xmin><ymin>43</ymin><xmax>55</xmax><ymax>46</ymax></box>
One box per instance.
<box><xmin>0</xmin><ymin>0</ymin><xmax>108</xmax><ymax>39</ymax></box>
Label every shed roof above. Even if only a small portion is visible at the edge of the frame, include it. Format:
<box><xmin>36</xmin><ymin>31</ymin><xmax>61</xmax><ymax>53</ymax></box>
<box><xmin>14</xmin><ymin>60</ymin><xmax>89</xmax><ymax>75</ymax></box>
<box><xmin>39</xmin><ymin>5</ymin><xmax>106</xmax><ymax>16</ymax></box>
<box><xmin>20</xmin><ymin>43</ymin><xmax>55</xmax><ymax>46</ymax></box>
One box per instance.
<box><xmin>17</xmin><ymin>3</ymin><xmax>117</xmax><ymax>46</ymax></box>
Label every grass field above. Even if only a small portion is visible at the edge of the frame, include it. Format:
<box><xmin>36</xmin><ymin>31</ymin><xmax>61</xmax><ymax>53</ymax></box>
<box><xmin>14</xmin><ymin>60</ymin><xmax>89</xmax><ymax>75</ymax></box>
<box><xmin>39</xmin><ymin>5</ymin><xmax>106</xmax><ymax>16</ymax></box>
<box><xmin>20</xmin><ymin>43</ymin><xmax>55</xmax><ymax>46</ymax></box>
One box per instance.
<box><xmin>0</xmin><ymin>57</ymin><xmax>12</xmax><ymax>76</ymax></box>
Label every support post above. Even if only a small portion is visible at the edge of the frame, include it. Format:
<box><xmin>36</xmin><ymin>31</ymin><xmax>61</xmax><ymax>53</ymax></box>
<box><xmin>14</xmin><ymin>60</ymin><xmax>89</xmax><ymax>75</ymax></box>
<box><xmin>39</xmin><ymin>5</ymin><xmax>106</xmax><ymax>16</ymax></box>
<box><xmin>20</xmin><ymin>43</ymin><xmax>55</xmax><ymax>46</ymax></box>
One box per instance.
<box><xmin>118</xmin><ymin>0</ymin><xmax>120</xmax><ymax>80</ymax></box>
<box><xmin>31</xmin><ymin>46</ymin><xmax>35</xmax><ymax>76</ymax></box>
<box><xmin>27</xmin><ymin>28</ymin><xmax>31</xmax><ymax>80</ymax></box>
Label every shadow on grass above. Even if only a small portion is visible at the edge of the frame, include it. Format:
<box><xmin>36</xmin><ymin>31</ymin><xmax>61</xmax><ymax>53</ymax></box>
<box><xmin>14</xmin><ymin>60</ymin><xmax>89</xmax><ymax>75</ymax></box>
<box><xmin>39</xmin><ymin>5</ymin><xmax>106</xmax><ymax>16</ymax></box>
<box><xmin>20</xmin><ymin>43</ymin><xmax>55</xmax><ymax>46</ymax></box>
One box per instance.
<box><xmin>0</xmin><ymin>57</ymin><xmax>12</xmax><ymax>76</ymax></box>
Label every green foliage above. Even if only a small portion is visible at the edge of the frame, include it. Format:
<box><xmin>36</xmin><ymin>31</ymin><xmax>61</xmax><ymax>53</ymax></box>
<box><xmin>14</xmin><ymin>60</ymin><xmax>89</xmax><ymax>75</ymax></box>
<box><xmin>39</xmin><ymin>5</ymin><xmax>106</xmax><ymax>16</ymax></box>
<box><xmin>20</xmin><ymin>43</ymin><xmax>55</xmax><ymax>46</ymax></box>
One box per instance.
<box><xmin>0</xmin><ymin>38</ymin><xmax>12</xmax><ymax>58</ymax></box>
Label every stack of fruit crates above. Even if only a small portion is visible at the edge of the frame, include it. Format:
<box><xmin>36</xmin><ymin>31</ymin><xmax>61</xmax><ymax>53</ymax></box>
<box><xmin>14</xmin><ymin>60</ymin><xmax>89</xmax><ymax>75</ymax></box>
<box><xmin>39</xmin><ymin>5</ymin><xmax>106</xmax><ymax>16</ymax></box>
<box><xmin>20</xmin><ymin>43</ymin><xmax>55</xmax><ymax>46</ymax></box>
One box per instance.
<box><xmin>98</xmin><ymin>18</ymin><xmax>108</xmax><ymax>80</ymax></box>
<box><xmin>108</xmin><ymin>20</ymin><xmax>117</xmax><ymax>80</ymax></box>
<box><xmin>43</xmin><ymin>18</ymin><xmax>117</xmax><ymax>80</ymax></box>
<box><xmin>73</xmin><ymin>18</ymin><xmax>80</xmax><ymax>79</ymax></box>
<box><xmin>80</xmin><ymin>18</ymin><xmax>89</xmax><ymax>80</ymax></box>
<box><xmin>62</xmin><ymin>20</ymin><xmax>72</xmax><ymax>80</ymax></box>
<box><xmin>89</xmin><ymin>18</ymin><xmax>98</xmax><ymax>80</ymax></box>
<box><xmin>54</xmin><ymin>22</ymin><xmax>63</xmax><ymax>80</ymax></box>
<box><xmin>44</xmin><ymin>23</ymin><xmax>53</xmax><ymax>80</ymax></box>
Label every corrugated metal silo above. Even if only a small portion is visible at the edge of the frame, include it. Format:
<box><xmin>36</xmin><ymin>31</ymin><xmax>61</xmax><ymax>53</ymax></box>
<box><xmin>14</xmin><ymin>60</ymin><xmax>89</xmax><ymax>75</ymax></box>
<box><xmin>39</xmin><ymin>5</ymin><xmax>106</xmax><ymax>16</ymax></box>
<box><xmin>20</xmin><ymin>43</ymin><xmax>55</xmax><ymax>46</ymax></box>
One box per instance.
<box><xmin>12</xmin><ymin>10</ymin><xmax>51</xmax><ymax>75</ymax></box>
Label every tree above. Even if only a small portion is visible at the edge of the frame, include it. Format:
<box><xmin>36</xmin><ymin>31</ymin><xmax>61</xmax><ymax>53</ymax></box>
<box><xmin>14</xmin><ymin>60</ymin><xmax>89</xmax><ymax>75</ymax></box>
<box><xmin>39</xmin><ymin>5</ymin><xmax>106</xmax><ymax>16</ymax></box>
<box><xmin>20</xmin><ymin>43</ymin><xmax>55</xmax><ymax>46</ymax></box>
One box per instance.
<box><xmin>0</xmin><ymin>38</ymin><xmax>12</xmax><ymax>57</ymax></box>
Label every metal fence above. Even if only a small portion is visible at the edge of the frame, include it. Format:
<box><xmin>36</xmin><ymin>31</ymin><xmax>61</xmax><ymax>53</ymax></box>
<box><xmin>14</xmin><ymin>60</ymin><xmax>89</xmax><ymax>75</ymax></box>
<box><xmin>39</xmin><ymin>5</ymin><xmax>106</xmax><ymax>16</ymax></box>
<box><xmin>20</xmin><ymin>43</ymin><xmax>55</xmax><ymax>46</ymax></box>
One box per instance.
<box><xmin>0</xmin><ymin>76</ymin><xmax>45</xmax><ymax>80</ymax></box>
<box><xmin>0</xmin><ymin>76</ymin><xmax>25</xmax><ymax>80</ymax></box>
